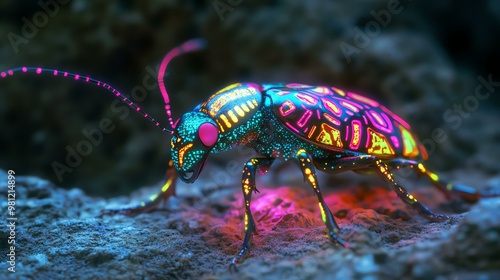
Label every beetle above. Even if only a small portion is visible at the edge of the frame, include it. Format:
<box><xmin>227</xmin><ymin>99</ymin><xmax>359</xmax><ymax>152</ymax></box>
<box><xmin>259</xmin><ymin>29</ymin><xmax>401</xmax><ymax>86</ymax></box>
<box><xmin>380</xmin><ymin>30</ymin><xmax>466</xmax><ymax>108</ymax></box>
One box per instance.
<box><xmin>2</xmin><ymin>39</ymin><xmax>499</xmax><ymax>271</ymax></box>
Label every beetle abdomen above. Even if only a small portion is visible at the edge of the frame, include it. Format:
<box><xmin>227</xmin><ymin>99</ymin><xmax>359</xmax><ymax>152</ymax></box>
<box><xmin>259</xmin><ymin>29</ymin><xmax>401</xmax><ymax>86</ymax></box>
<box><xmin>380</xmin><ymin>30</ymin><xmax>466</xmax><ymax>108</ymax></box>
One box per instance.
<box><xmin>266</xmin><ymin>83</ymin><xmax>427</xmax><ymax>160</ymax></box>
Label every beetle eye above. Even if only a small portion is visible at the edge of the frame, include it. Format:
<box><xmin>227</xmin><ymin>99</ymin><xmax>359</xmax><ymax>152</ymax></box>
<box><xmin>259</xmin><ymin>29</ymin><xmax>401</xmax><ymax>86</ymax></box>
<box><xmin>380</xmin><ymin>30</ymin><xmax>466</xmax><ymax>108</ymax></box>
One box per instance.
<box><xmin>198</xmin><ymin>122</ymin><xmax>219</xmax><ymax>147</ymax></box>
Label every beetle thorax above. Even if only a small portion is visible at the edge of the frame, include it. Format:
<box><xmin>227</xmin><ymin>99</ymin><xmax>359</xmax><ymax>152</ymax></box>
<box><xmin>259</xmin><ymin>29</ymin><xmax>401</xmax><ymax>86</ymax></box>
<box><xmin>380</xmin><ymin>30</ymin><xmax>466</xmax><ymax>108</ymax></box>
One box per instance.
<box><xmin>193</xmin><ymin>83</ymin><xmax>263</xmax><ymax>153</ymax></box>
<box><xmin>199</xmin><ymin>83</ymin><xmax>262</xmax><ymax>132</ymax></box>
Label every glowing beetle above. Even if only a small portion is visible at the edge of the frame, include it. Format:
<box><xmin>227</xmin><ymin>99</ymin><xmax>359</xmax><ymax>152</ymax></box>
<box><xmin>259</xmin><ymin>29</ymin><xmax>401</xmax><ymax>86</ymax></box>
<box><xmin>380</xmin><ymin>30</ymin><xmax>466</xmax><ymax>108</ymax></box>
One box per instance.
<box><xmin>2</xmin><ymin>39</ymin><xmax>499</xmax><ymax>270</ymax></box>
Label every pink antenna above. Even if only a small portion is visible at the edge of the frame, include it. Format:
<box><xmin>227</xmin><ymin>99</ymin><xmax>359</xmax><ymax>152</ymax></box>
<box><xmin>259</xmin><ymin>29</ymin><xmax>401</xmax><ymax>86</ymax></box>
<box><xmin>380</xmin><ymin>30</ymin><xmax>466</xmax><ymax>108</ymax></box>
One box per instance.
<box><xmin>157</xmin><ymin>38</ymin><xmax>207</xmax><ymax>129</ymax></box>
<box><xmin>1</xmin><ymin>66</ymin><xmax>173</xmax><ymax>134</ymax></box>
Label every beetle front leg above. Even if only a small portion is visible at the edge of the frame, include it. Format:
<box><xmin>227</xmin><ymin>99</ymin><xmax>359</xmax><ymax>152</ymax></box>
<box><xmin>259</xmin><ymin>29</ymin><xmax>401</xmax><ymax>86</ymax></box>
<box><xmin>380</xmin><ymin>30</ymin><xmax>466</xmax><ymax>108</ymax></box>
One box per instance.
<box><xmin>296</xmin><ymin>149</ymin><xmax>348</xmax><ymax>247</ymax></box>
<box><xmin>100</xmin><ymin>160</ymin><xmax>177</xmax><ymax>216</ymax></box>
<box><xmin>230</xmin><ymin>157</ymin><xmax>274</xmax><ymax>272</ymax></box>
<box><xmin>375</xmin><ymin>160</ymin><xmax>449</xmax><ymax>222</ymax></box>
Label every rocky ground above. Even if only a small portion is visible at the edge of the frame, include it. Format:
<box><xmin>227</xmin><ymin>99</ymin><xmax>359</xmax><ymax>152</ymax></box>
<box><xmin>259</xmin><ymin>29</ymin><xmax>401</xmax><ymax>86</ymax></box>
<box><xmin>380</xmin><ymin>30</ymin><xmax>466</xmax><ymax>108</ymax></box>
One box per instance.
<box><xmin>1</xmin><ymin>164</ymin><xmax>500</xmax><ymax>279</ymax></box>
<box><xmin>1</xmin><ymin>1</ymin><xmax>500</xmax><ymax>279</ymax></box>
<box><xmin>1</xmin><ymin>0</ymin><xmax>499</xmax><ymax>196</ymax></box>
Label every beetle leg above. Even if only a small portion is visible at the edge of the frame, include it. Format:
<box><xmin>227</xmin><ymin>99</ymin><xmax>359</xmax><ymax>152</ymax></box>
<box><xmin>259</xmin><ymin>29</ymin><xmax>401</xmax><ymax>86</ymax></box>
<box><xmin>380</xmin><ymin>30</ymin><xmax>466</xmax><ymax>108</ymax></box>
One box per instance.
<box><xmin>414</xmin><ymin>162</ymin><xmax>485</xmax><ymax>203</ymax></box>
<box><xmin>230</xmin><ymin>157</ymin><xmax>274</xmax><ymax>272</ymax></box>
<box><xmin>374</xmin><ymin>160</ymin><xmax>449</xmax><ymax>222</ymax></box>
<box><xmin>417</xmin><ymin>163</ymin><xmax>500</xmax><ymax>201</ymax></box>
<box><xmin>100</xmin><ymin>160</ymin><xmax>177</xmax><ymax>216</ymax></box>
<box><xmin>296</xmin><ymin>149</ymin><xmax>348</xmax><ymax>247</ymax></box>
<box><xmin>385</xmin><ymin>159</ymin><xmax>500</xmax><ymax>203</ymax></box>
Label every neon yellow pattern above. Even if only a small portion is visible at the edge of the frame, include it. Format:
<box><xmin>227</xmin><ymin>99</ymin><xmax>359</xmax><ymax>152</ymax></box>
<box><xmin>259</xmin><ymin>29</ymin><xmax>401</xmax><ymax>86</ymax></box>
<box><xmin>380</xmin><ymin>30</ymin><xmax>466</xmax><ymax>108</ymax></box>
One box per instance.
<box><xmin>367</xmin><ymin>128</ymin><xmax>394</xmax><ymax>155</ymax></box>
<box><xmin>241</xmin><ymin>103</ymin><xmax>250</xmax><ymax>112</ymax></box>
<box><xmin>400</xmin><ymin>125</ymin><xmax>419</xmax><ymax>158</ymax></box>
<box><xmin>214</xmin><ymin>83</ymin><xmax>241</xmax><ymax>95</ymax></box>
<box><xmin>244</xmin><ymin>213</ymin><xmax>249</xmax><ymax>231</ymax></box>
<box><xmin>316</xmin><ymin>123</ymin><xmax>343</xmax><ymax>148</ymax></box>
<box><xmin>209</xmin><ymin>86</ymin><xmax>256</xmax><ymax>117</ymax></box>
<box><xmin>161</xmin><ymin>176</ymin><xmax>174</xmax><ymax>193</ymax></box>
<box><xmin>318</xmin><ymin>202</ymin><xmax>327</xmax><ymax>223</ymax></box>
<box><xmin>234</xmin><ymin>105</ymin><xmax>245</xmax><ymax>117</ymax></box>
<box><xmin>228</xmin><ymin>110</ymin><xmax>238</xmax><ymax>123</ymax></box>
<box><xmin>178</xmin><ymin>143</ymin><xmax>193</xmax><ymax>168</ymax></box>
<box><xmin>219</xmin><ymin>113</ymin><xmax>232</xmax><ymax>129</ymax></box>
<box><xmin>149</xmin><ymin>193</ymin><xmax>158</xmax><ymax>201</ymax></box>
<box><xmin>429</xmin><ymin>173</ymin><xmax>439</xmax><ymax>182</ymax></box>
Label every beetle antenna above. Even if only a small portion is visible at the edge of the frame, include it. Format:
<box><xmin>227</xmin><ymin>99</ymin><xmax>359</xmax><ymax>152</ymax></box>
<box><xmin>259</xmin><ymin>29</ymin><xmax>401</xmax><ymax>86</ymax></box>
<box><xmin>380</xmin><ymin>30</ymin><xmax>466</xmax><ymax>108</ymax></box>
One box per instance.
<box><xmin>157</xmin><ymin>38</ymin><xmax>207</xmax><ymax>130</ymax></box>
<box><xmin>0</xmin><ymin>67</ymin><xmax>174</xmax><ymax>134</ymax></box>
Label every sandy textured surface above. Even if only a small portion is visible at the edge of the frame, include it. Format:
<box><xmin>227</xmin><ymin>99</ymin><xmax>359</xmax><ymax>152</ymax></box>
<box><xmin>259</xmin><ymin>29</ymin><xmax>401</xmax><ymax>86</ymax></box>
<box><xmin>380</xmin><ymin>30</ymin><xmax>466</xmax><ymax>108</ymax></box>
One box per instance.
<box><xmin>1</xmin><ymin>166</ymin><xmax>500</xmax><ymax>279</ymax></box>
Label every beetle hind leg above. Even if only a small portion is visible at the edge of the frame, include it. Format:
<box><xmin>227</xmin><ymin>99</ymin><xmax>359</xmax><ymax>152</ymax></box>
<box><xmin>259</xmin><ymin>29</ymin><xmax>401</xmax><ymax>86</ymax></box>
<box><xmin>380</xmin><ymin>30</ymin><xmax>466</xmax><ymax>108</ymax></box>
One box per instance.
<box><xmin>386</xmin><ymin>160</ymin><xmax>499</xmax><ymax>203</ymax></box>
<box><xmin>375</xmin><ymin>160</ymin><xmax>449</xmax><ymax>222</ymax></box>
<box><xmin>415</xmin><ymin>162</ymin><xmax>492</xmax><ymax>203</ymax></box>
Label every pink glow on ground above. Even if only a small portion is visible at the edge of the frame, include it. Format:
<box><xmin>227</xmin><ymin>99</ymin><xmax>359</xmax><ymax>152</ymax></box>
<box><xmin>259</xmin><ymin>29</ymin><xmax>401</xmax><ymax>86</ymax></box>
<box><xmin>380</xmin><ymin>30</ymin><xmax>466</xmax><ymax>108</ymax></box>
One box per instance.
<box><xmin>196</xmin><ymin>181</ymin><xmax>449</xmax><ymax>267</ymax></box>
<box><xmin>231</xmin><ymin>183</ymin><xmax>413</xmax><ymax>230</ymax></box>
<box><xmin>250</xmin><ymin>187</ymin><xmax>297</xmax><ymax>215</ymax></box>
<box><xmin>22</xmin><ymin>67</ymin><xmax>28</xmax><ymax>72</ymax></box>
<box><xmin>0</xmin><ymin>72</ymin><xmax>6</xmax><ymax>78</ymax></box>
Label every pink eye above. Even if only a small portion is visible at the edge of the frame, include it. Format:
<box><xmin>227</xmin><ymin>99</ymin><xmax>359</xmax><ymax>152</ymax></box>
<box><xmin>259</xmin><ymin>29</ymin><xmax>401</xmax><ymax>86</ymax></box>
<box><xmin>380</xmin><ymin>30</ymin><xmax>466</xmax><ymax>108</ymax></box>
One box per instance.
<box><xmin>199</xmin><ymin>122</ymin><xmax>219</xmax><ymax>147</ymax></box>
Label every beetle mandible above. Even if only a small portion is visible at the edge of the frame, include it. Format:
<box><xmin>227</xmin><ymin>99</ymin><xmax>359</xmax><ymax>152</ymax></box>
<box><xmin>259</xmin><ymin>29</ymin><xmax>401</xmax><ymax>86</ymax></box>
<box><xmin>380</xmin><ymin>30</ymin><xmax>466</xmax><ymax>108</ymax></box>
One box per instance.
<box><xmin>2</xmin><ymin>39</ymin><xmax>499</xmax><ymax>271</ymax></box>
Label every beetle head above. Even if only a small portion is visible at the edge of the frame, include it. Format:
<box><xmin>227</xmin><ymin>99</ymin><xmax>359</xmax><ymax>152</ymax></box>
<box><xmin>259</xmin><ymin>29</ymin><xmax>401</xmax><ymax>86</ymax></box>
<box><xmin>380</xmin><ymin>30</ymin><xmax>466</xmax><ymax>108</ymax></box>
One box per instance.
<box><xmin>171</xmin><ymin>112</ymin><xmax>219</xmax><ymax>183</ymax></box>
